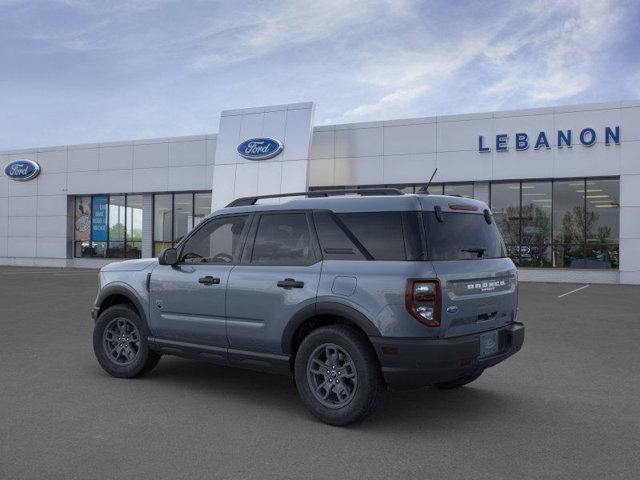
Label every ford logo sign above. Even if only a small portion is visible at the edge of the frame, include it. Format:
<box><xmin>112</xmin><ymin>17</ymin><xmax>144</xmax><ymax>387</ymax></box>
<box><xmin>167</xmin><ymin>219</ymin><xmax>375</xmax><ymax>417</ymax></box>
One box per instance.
<box><xmin>237</xmin><ymin>137</ymin><xmax>283</xmax><ymax>160</ymax></box>
<box><xmin>4</xmin><ymin>159</ymin><xmax>41</xmax><ymax>181</ymax></box>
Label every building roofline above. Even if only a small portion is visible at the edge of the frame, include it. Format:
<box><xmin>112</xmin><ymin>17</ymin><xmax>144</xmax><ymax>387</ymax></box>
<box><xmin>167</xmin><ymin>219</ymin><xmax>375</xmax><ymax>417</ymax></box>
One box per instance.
<box><xmin>2</xmin><ymin>98</ymin><xmax>638</xmax><ymax>154</ymax></box>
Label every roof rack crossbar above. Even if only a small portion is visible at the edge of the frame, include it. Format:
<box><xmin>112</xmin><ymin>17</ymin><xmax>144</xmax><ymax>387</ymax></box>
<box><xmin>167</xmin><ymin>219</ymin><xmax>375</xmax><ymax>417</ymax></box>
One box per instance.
<box><xmin>226</xmin><ymin>188</ymin><xmax>404</xmax><ymax>208</ymax></box>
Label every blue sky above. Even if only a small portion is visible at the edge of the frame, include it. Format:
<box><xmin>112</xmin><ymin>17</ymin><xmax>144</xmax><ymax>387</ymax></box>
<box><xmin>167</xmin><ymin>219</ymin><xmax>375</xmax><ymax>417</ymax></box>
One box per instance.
<box><xmin>1</xmin><ymin>0</ymin><xmax>639</xmax><ymax>150</ymax></box>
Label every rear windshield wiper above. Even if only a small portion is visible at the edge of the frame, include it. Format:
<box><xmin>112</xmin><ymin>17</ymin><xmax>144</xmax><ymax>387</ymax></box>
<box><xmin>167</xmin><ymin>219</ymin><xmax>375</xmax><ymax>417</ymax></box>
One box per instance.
<box><xmin>461</xmin><ymin>247</ymin><xmax>487</xmax><ymax>258</ymax></box>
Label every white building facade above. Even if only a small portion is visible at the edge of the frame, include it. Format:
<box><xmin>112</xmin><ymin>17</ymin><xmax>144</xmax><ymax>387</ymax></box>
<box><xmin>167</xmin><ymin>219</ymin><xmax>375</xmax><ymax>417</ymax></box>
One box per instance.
<box><xmin>1</xmin><ymin>100</ymin><xmax>639</xmax><ymax>284</ymax></box>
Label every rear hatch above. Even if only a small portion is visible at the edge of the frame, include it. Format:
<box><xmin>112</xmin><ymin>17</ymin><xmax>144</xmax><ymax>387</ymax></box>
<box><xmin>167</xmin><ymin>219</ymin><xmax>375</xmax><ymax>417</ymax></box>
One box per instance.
<box><xmin>422</xmin><ymin>204</ymin><xmax>518</xmax><ymax>338</ymax></box>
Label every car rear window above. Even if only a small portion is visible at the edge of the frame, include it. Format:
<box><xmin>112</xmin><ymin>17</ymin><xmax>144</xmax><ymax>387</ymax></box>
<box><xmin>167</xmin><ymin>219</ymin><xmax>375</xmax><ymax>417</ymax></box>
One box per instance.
<box><xmin>424</xmin><ymin>211</ymin><xmax>507</xmax><ymax>260</ymax></box>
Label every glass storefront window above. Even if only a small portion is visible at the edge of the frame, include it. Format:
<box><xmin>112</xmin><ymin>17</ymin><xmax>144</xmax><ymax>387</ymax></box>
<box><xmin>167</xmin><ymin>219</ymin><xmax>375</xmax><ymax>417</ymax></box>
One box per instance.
<box><xmin>585</xmin><ymin>179</ymin><xmax>619</xmax><ymax>243</ymax></box>
<box><xmin>416</xmin><ymin>183</ymin><xmax>443</xmax><ymax>194</ymax></box>
<box><xmin>126</xmin><ymin>195</ymin><xmax>143</xmax><ymax>259</ymax></box>
<box><xmin>173</xmin><ymin>193</ymin><xmax>193</xmax><ymax>244</ymax></box>
<box><xmin>585</xmin><ymin>179</ymin><xmax>619</xmax><ymax>269</ymax></box>
<box><xmin>490</xmin><ymin>182</ymin><xmax>521</xmax><ymax>264</ymax></box>
<box><xmin>73</xmin><ymin>193</ymin><xmax>144</xmax><ymax>259</ymax></box>
<box><xmin>74</xmin><ymin>196</ymin><xmax>92</xmax><ymax>257</ymax></box>
<box><xmin>444</xmin><ymin>183</ymin><xmax>474</xmax><ymax>198</ymax></box>
<box><xmin>153</xmin><ymin>194</ymin><xmax>172</xmax><ymax>255</ymax></box>
<box><xmin>520</xmin><ymin>181</ymin><xmax>552</xmax><ymax>267</ymax></box>
<box><xmin>194</xmin><ymin>192</ymin><xmax>212</xmax><ymax>227</ymax></box>
<box><xmin>553</xmin><ymin>180</ymin><xmax>586</xmax><ymax>268</ymax></box>
<box><xmin>153</xmin><ymin>191</ymin><xmax>212</xmax><ymax>256</ymax></box>
<box><xmin>108</xmin><ymin>195</ymin><xmax>125</xmax><ymax>258</ymax></box>
<box><xmin>258</xmin><ymin>179</ymin><xmax>621</xmax><ymax>270</ymax></box>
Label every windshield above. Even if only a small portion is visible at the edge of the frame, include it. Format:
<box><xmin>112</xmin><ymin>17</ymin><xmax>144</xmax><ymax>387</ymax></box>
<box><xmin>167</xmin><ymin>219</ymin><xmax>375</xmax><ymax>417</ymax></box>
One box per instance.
<box><xmin>423</xmin><ymin>211</ymin><xmax>507</xmax><ymax>260</ymax></box>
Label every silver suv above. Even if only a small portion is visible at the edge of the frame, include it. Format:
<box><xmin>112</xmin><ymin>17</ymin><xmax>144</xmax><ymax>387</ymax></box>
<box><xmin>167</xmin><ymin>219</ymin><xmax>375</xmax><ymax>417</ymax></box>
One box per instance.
<box><xmin>91</xmin><ymin>189</ymin><xmax>524</xmax><ymax>425</ymax></box>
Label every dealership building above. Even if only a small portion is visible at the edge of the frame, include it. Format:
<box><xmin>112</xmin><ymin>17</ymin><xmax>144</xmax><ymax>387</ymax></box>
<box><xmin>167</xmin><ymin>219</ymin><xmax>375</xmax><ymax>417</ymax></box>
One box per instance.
<box><xmin>1</xmin><ymin>100</ymin><xmax>639</xmax><ymax>284</ymax></box>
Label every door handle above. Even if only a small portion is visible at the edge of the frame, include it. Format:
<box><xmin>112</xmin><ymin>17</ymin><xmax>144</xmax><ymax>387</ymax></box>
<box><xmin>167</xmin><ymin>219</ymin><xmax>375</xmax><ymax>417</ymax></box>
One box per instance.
<box><xmin>198</xmin><ymin>276</ymin><xmax>220</xmax><ymax>285</ymax></box>
<box><xmin>277</xmin><ymin>278</ymin><xmax>304</xmax><ymax>289</ymax></box>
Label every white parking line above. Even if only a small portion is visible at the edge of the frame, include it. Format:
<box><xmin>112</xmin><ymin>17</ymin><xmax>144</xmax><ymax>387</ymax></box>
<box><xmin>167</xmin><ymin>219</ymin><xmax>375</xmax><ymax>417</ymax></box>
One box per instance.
<box><xmin>557</xmin><ymin>284</ymin><xmax>590</xmax><ymax>298</ymax></box>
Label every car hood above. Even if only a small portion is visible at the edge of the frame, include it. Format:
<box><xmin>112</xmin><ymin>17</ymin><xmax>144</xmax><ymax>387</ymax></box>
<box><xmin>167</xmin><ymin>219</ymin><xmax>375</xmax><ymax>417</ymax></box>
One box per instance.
<box><xmin>100</xmin><ymin>258</ymin><xmax>158</xmax><ymax>272</ymax></box>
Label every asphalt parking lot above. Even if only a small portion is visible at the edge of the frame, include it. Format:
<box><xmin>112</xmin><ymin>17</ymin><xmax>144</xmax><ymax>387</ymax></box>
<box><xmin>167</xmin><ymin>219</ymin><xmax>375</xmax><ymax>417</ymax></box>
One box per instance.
<box><xmin>1</xmin><ymin>267</ymin><xmax>639</xmax><ymax>479</ymax></box>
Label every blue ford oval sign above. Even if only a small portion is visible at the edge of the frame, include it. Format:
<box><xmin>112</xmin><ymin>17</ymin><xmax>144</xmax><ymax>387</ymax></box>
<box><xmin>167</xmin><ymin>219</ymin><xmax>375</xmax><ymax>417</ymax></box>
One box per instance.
<box><xmin>4</xmin><ymin>159</ymin><xmax>41</xmax><ymax>181</ymax></box>
<box><xmin>237</xmin><ymin>137</ymin><xmax>283</xmax><ymax>160</ymax></box>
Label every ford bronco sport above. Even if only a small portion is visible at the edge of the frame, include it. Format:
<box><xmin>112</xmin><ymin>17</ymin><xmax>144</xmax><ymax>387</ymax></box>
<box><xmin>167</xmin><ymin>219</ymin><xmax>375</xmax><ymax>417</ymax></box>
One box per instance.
<box><xmin>92</xmin><ymin>189</ymin><xmax>524</xmax><ymax>425</ymax></box>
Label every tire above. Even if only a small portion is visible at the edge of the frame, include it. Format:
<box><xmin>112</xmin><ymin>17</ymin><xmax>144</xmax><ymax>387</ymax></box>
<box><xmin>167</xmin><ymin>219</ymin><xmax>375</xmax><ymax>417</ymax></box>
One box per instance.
<box><xmin>294</xmin><ymin>325</ymin><xmax>384</xmax><ymax>426</ymax></box>
<box><xmin>93</xmin><ymin>304</ymin><xmax>160</xmax><ymax>378</ymax></box>
<box><xmin>434</xmin><ymin>370</ymin><xmax>484</xmax><ymax>389</ymax></box>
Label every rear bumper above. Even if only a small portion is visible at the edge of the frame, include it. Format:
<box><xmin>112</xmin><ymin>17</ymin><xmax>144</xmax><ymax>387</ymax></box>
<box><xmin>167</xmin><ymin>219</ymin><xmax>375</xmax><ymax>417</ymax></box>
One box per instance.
<box><xmin>371</xmin><ymin>322</ymin><xmax>524</xmax><ymax>389</ymax></box>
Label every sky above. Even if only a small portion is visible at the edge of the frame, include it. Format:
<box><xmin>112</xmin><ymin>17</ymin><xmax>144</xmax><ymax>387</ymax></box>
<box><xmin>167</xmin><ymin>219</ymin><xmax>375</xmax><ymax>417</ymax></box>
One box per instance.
<box><xmin>1</xmin><ymin>0</ymin><xmax>639</xmax><ymax>150</ymax></box>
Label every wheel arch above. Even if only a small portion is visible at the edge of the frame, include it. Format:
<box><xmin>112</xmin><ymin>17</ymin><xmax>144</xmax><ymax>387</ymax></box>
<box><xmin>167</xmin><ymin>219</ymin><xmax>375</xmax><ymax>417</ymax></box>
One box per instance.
<box><xmin>282</xmin><ymin>302</ymin><xmax>381</xmax><ymax>356</ymax></box>
<box><xmin>96</xmin><ymin>283</ymin><xmax>148</xmax><ymax>326</ymax></box>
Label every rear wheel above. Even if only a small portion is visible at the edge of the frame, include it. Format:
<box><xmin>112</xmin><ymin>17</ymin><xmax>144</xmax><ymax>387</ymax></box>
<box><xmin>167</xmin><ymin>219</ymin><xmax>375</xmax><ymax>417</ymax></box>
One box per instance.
<box><xmin>434</xmin><ymin>370</ymin><xmax>483</xmax><ymax>389</ymax></box>
<box><xmin>294</xmin><ymin>325</ymin><xmax>384</xmax><ymax>426</ymax></box>
<box><xmin>93</xmin><ymin>304</ymin><xmax>160</xmax><ymax>378</ymax></box>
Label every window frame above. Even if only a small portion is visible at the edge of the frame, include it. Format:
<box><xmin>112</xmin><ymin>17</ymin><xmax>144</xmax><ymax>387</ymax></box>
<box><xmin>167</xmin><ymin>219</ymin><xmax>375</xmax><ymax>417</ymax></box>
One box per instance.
<box><xmin>175</xmin><ymin>212</ymin><xmax>252</xmax><ymax>266</ymax></box>
<box><xmin>73</xmin><ymin>193</ymin><xmax>143</xmax><ymax>260</ymax></box>
<box><xmin>152</xmin><ymin>191</ymin><xmax>212</xmax><ymax>257</ymax></box>
<box><xmin>489</xmin><ymin>176</ymin><xmax>619</xmax><ymax>270</ymax></box>
<box><xmin>311</xmin><ymin>210</ymin><xmax>372</xmax><ymax>260</ymax></box>
<box><xmin>241</xmin><ymin>211</ymin><xmax>321</xmax><ymax>267</ymax></box>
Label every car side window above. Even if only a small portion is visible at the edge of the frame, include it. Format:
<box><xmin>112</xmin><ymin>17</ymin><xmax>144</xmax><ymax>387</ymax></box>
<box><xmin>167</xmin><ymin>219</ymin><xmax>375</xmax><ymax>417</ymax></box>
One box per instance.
<box><xmin>180</xmin><ymin>215</ymin><xmax>248</xmax><ymax>264</ymax></box>
<box><xmin>337</xmin><ymin>212</ymin><xmax>407</xmax><ymax>260</ymax></box>
<box><xmin>251</xmin><ymin>213</ymin><xmax>315</xmax><ymax>266</ymax></box>
<box><xmin>313</xmin><ymin>211</ymin><xmax>366</xmax><ymax>260</ymax></box>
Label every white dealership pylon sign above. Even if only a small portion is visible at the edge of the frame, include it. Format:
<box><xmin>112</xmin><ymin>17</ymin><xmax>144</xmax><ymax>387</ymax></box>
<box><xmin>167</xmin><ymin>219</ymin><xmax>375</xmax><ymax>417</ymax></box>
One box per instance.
<box><xmin>211</xmin><ymin>102</ymin><xmax>315</xmax><ymax>210</ymax></box>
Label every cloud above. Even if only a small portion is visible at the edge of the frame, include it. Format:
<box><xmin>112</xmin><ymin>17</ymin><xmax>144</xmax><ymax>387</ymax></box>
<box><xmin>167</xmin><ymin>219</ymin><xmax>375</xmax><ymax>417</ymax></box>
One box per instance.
<box><xmin>334</xmin><ymin>0</ymin><xmax>627</xmax><ymax>122</ymax></box>
<box><xmin>191</xmin><ymin>0</ymin><xmax>415</xmax><ymax>70</ymax></box>
<box><xmin>0</xmin><ymin>0</ymin><xmax>635</xmax><ymax>149</ymax></box>
<box><xmin>481</xmin><ymin>0</ymin><xmax>622</xmax><ymax>104</ymax></box>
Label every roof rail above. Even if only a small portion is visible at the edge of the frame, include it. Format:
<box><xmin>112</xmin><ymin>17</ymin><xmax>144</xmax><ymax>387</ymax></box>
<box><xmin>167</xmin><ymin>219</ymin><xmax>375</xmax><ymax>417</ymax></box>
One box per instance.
<box><xmin>225</xmin><ymin>188</ymin><xmax>404</xmax><ymax>208</ymax></box>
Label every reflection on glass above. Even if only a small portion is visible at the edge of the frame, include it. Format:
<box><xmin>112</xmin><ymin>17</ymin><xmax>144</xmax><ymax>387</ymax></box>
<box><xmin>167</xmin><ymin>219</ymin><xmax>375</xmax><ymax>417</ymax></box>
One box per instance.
<box><xmin>444</xmin><ymin>183</ymin><xmax>474</xmax><ymax>198</ymax></box>
<box><xmin>520</xmin><ymin>181</ymin><xmax>552</xmax><ymax>267</ymax></box>
<box><xmin>308</xmin><ymin>179</ymin><xmax>621</xmax><ymax>270</ymax></box>
<box><xmin>392</xmin><ymin>185</ymin><xmax>414</xmax><ymax>193</ymax></box>
<box><xmin>173</xmin><ymin>193</ymin><xmax>193</xmax><ymax>243</ymax></box>
<box><xmin>553</xmin><ymin>244</ymin><xmax>586</xmax><ymax>268</ymax></box>
<box><xmin>126</xmin><ymin>195</ymin><xmax>143</xmax><ymax>259</ymax></box>
<box><xmin>585</xmin><ymin>179</ymin><xmax>619</xmax><ymax>244</ymax></box>
<box><xmin>553</xmin><ymin>180</ymin><xmax>586</xmax><ymax>268</ymax></box>
<box><xmin>585</xmin><ymin>244</ymin><xmax>619</xmax><ymax>269</ymax></box>
<box><xmin>584</xmin><ymin>179</ymin><xmax>619</xmax><ymax>269</ymax></box>
<box><xmin>108</xmin><ymin>195</ymin><xmax>125</xmax><ymax>258</ymax></box>
<box><xmin>154</xmin><ymin>194</ymin><xmax>172</xmax><ymax>246</ymax></box>
<box><xmin>194</xmin><ymin>192</ymin><xmax>212</xmax><ymax>227</ymax></box>
<box><xmin>416</xmin><ymin>183</ymin><xmax>443</xmax><ymax>194</ymax></box>
<box><xmin>74</xmin><ymin>196</ymin><xmax>92</xmax><ymax>257</ymax></box>
<box><xmin>553</xmin><ymin>180</ymin><xmax>585</xmax><ymax>245</ymax></box>
<box><xmin>491</xmin><ymin>183</ymin><xmax>520</xmax><ymax>264</ymax></box>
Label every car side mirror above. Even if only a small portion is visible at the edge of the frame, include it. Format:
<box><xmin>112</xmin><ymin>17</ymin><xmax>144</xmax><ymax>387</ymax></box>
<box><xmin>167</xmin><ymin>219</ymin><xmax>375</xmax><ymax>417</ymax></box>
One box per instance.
<box><xmin>158</xmin><ymin>247</ymin><xmax>178</xmax><ymax>266</ymax></box>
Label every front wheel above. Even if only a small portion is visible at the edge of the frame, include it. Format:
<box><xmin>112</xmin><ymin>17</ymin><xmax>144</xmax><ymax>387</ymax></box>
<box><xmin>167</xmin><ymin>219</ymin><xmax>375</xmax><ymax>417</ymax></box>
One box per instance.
<box><xmin>93</xmin><ymin>304</ymin><xmax>160</xmax><ymax>378</ymax></box>
<box><xmin>294</xmin><ymin>325</ymin><xmax>384</xmax><ymax>426</ymax></box>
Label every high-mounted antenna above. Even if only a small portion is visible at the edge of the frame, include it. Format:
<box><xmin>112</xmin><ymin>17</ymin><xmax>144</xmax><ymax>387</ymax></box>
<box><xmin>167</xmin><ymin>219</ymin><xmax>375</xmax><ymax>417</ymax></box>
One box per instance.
<box><xmin>424</xmin><ymin>167</ymin><xmax>438</xmax><ymax>193</ymax></box>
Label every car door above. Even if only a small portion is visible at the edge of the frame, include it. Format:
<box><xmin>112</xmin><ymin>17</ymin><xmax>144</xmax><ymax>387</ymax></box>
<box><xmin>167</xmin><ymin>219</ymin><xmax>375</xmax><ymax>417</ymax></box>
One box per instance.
<box><xmin>149</xmin><ymin>213</ymin><xmax>250</xmax><ymax>351</ymax></box>
<box><xmin>226</xmin><ymin>211</ymin><xmax>322</xmax><ymax>365</ymax></box>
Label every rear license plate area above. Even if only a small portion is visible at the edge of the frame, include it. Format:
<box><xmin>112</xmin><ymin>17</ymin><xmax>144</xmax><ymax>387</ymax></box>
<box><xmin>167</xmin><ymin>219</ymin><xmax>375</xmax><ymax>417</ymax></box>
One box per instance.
<box><xmin>479</xmin><ymin>331</ymin><xmax>499</xmax><ymax>358</ymax></box>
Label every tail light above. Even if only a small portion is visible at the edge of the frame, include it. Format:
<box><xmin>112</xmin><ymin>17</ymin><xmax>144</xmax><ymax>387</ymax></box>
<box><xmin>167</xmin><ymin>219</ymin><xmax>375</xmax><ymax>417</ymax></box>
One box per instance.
<box><xmin>405</xmin><ymin>279</ymin><xmax>441</xmax><ymax>327</ymax></box>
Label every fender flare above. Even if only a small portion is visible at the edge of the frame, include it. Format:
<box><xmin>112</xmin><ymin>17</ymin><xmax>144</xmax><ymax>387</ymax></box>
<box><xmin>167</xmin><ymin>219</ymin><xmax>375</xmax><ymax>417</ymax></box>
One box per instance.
<box><xmin>95</xmin><ymin>283</ymin><xmax>148</xmax><ymax>325</ymax></box>
<box><xmin>281</xmin><ymin>301</ymin><xmax>381</xmax><ymax>354</ymax></box>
